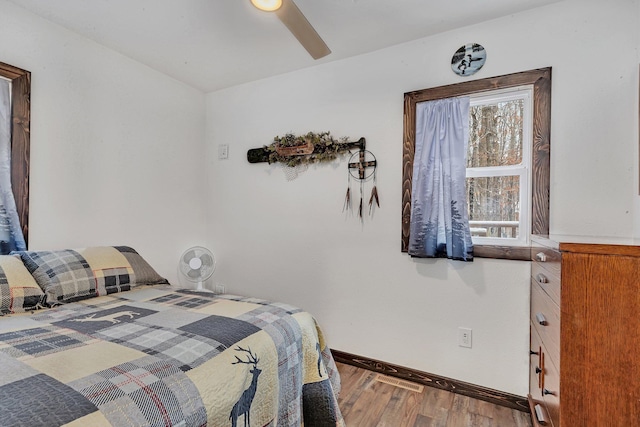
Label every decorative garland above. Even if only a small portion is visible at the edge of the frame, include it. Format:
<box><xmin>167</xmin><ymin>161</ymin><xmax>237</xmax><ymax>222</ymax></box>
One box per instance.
<box><xmin>265</xmin><ymin>131</ymin><xmax>351</xmax><ymax>167</ymax></box>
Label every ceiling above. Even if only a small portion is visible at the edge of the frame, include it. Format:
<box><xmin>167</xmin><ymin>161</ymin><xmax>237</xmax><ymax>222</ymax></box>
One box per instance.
<box><xmin>8</xmin><ymin>0</ymin><xmax>561</xmax><ymax>93</ymax></box>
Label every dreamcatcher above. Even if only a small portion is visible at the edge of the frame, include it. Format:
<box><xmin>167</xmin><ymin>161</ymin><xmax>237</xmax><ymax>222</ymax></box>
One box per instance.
<box><xmin>343</xmin><ymin>149</ymin><xmax>379</xmax><ymax>219</ymax></box>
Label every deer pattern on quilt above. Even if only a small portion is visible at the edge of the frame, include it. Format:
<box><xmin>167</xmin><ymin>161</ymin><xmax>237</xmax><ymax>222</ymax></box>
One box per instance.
<box><xmin>230</xmin><ymin>346</ymin><xmax>262</xmax><ymax>427</ymax></box>
<box><xmin>68</xmin><ymin>310</ymin><xmax>140</xmax><ymax>324</ymax></box>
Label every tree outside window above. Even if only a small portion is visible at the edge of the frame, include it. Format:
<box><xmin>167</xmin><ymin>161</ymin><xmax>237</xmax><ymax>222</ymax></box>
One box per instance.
<box><xmin>467</xmin><ymin>88</ymin><xmax>532</xmax><ymax>246</ymax></box>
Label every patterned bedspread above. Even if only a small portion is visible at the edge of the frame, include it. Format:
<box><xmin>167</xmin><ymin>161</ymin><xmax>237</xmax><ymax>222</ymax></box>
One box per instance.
<box><xmin>0</xmin><ymin>285</ymin><xmax>344</xmax><ymax>427</ymax></box>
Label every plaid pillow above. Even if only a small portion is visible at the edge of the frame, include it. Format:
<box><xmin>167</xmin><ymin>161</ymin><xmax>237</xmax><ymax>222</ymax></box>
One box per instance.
<box><xmin>75</xmin><ymin>246</ymin><xmax>168</xmax><ymax>295</ymax></box>
<box><xmin>0</xmin><ymin>255</ymin><xmax>45</xmax><ymax>314</ymax></box>
<box><xmin>13</xmin><ymin>246</ymin><xmax>168</xmax><ymax>306</ymax></box>
<box><xmin>14</xmin><ymin>250</ymin><xmax>97</xmax><ymax>305</ymax></box>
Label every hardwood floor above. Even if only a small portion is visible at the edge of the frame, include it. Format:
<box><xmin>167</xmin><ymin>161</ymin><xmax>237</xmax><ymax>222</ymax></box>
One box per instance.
<box><xmin>336</xmin><ymin>362</ymin><xmax>532</xmax><ymax>427</ymax></box>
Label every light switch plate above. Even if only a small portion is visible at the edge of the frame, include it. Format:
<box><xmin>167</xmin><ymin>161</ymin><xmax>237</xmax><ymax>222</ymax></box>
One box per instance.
<box><xmin>218</xmin><ymin>144</ymin><xmax>229</xmax><ymax>160</ymax></box>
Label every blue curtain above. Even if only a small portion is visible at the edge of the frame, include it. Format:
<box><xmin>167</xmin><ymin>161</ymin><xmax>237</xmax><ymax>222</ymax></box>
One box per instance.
<box><xmin>0</xmin><ymin>79</ymin><xmax>26</xmax><ymax>254</ymax></box>
<box><xmin>408</xmin><ymin>97</ymin><xmax>473</xmax><ymax>261</ymax></box>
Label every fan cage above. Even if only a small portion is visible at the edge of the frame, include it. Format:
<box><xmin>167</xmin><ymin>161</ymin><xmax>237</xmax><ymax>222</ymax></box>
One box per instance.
<box><xmin>179</xmin><ymin>246</ymin><xmax>216</xmax><ymax>283</ymax></box>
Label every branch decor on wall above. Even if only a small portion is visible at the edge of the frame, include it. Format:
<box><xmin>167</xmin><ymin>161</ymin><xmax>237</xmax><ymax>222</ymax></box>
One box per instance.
<box><xmin>247</xmin><ymin>132</ymin><xmax>380</xmax><ymax>219</ymax></box>
<box><xmin>247</xmin><ymin>131</ymin><xmax>364</xmax><ymax>167</ymax></box>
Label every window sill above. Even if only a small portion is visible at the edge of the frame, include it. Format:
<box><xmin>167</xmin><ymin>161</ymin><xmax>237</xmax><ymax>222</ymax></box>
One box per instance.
<box><xmin>473</xmin><ymin>244</ymin><xmax>531</xmax><ymax>261</ymax></box>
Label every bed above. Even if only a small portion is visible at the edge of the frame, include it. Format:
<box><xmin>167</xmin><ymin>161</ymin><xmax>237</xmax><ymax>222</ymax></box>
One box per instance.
<box><xmin>0</xmin><ymin>246</ymin><xmax>344</xmax><ymax>427</ymax></box>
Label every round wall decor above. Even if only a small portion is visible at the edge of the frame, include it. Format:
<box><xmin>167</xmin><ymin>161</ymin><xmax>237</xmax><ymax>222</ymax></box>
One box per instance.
<box><xmin>451</xmin><ymin>43</ymin><xmax>486</xmax><ymax>77</ymax></box>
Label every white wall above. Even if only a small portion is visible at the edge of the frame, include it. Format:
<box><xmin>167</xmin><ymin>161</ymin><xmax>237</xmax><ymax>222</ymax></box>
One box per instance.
<box><xmin>2</xmin><ymin>0</ymin><xmax>637</xmax><ymax>398</ymax></box>
<box><xmin>206</xmin><ymin>0</ymin><xmax>639</xmax><ymax>396</ymax></box>
<box><xmin>0</xmin><ymin>0</ymin><xmax>207</xmax><ymax>283</ymax></box>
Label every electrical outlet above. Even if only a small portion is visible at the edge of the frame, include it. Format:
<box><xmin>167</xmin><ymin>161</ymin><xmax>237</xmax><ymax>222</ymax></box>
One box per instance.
<box><xmin>214</xmin><ymin>284</ymin><xmax>226</xmax><ymax>294</ymax></box>
<box><xmin>218</xmin><ymin>144</ymin><xmax>229</xmax><ymax>160</ymax></box>
<box><xmin>458</xmin><ymin>327</ymin><xmax>472</xmax><ymax>348</ymax></box>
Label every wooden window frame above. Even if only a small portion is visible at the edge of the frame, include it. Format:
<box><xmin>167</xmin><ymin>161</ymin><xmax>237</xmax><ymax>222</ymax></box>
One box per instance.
<box><xmin>401</xmin><ymin>68</ymin><xmax>551</xmax><ymax>260</ymax></box>
<box><xmin>0</xmin><ymin>62</ymin><xmax>30</xmax><ymax>247</ymax></box>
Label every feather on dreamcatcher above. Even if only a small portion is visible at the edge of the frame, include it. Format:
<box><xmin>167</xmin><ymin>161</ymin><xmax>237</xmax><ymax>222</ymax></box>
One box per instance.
<box><xmin>343</xmin><ymin>149</ymin><xmax>379</xmax><ymax>220</ymax></box>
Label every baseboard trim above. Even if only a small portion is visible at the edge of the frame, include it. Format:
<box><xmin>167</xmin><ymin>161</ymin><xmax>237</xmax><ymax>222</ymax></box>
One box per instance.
<box><xmin>331</xmin><ymin>349</ymin><xmax>530</xmax><ymax>413</ymax></box>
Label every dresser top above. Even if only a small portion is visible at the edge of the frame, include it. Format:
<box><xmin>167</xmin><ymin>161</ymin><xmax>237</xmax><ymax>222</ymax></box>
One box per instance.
<box><xmin>532</xmin><ymin>234</ymin><xmax>640</xmax><ymax>256</ymax></box>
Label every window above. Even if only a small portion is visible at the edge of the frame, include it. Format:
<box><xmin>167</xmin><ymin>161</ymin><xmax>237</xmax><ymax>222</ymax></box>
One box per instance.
<box><xmin>0</xmin><ymin>62</ymin><xmax>30</xmax><ymax>247</ymax></box>
<box><xmin>402</xmin><ymin>68</ymin><xmax>551</xmax><ymax>260</ymax></box>
<box><xmin>467</xmin><ymin>87</ymin><xmax>532</xmax><ymax>247</ymax></box>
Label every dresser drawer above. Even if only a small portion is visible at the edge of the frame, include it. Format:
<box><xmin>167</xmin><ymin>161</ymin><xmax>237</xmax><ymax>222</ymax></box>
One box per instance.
<box><xmin>529</xmin><ymin>326</ymin><xmax>557</xmax><ymax>427</ymax></box>
<box><xmin>531</xmin><ymin>260</ymin><xmax>561</xmax><ymax>307</ymax></box>
<box><xmin>530</xmin><ymin>281</ymin><xmax>560</xmax><ymax>365</ymax></box>
<box><xmin>531</xmin><ymin>244</ymin><xmax>561</xmax><ymax>278</ymax></box>
<box><xmin>542</xmin><ymin>353</ymin><xmax>560</xmax><ymax>427</ymax></box>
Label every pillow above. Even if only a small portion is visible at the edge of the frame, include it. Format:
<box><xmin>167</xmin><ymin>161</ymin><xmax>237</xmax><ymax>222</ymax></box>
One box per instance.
<box><xmin>13</xmin><ymin>246</ymin><xmax>168</xmax><ymax>306</ymax></box>
<box><xmin>14</xmin><ymin>249</ymin><xmax>97</xmax><ymax>305</ymax></box>
<box><xmin>77</xmin><ymin>246</ymin><xmax>168</xmax><ymax>294</ymax></box>
<box><xmin>0</xmin><ymin>255</ymin><xmax>45</xmax><ymax>314</ymax></box>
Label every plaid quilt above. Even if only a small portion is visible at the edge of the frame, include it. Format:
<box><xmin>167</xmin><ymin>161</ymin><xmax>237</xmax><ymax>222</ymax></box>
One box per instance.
<box><xmin>0</xmin><ymin>285</ymin><xmax>344</xmax><ymax>427</ymax></box>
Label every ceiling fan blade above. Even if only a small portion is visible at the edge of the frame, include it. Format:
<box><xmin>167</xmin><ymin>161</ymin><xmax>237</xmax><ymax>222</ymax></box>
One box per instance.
<box><xmin>276</xmin><ymin>0</ymin><xmax>331</xmax><ymax>60</ymax></box>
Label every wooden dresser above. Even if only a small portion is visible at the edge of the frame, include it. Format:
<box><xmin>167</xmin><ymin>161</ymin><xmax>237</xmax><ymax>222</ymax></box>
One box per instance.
<box><xmin>528</xmin><ymin>235</ymin><xmax>640</xmax><ymax>427</ymax></box>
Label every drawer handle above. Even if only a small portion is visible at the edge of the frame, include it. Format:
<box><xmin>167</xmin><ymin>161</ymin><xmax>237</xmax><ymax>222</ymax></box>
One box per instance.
<box><xmin>535</xmin><ymin>366</ymin><xmax>542</xmax><ymax>374</ymax></box>
<box><xmin>543</xmin><ymin>388</ymin><xmax>556</xmax><ymax>396</ymax></box>
<box><xmin>530</xmin><ymin>350</ymin><xmax>539</xmax><ymax>356</ymax></box>
<box><xmin>534</xmin><ymin>404</ymin><xmax>549</xmax><ymax>424</ymax></box>
<box><xmin>536</xmin><ymin>273</ymin><xmax>549</xmax><ymax>284</ymax></box>
<box><xmin>536</xmin><ymin>312</ymin><xmax>548</xmax><ymax>326</ymax></box>
<box><xmin>533</xmin><ymin>403</ymin><xmax>549</xmax><ymax>425</ymax></box>
<box><xmin>535</xmin><ymin>252</ymin><xmax>547</xmax><ymax>262</ymax></box>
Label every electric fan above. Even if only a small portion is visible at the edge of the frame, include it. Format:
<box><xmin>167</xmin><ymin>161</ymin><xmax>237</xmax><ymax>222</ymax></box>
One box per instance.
<box><xmin>178</xmin><ymin>247</ymin><xmax>216</xmax><ymax>291</ymax></box>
